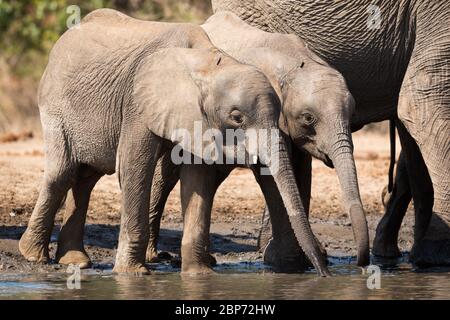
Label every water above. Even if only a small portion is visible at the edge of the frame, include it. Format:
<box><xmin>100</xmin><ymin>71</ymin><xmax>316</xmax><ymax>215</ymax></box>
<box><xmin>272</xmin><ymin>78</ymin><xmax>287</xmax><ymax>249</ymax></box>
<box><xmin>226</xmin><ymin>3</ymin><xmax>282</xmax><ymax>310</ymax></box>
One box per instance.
<box><xmin>1</xmin><ymin>259</ymin><xmax>449</xmax><ymax>299</ymax></box>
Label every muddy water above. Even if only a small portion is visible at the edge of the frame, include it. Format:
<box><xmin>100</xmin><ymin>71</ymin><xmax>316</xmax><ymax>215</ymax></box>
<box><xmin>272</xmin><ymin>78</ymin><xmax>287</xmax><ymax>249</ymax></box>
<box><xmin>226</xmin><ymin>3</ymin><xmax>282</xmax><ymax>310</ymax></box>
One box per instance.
<box><xmin>1</xmin><ymin>259</ymin><xmax>449</xmax><ymax>300</ymax></box>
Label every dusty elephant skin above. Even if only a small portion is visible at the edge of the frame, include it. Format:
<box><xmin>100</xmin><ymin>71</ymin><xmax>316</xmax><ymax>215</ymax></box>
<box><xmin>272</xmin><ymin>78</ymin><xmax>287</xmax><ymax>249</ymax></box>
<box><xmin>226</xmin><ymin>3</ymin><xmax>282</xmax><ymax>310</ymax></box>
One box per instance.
<box><xmin>374</xmin><ymin>141</ymin><xmax>450</xmax><ymax>266</ymax></box>
<box><xmin>212</xmin><ymin>0</ymin><xmax>450</xmax><ymax>266</ymax></box>
<box><xmin>374</xmin><ymin>151</ymin><xmax>412</xmax><ymax>258</ymax></box>
<box><xmin>147</xmin><ymin>11</ymin><xmax>370</xmax><ymax>270</ymax></box>
<box><xmin>18</xmin><ymin>9</ymin><xmax>329</xmax><ymax>275</ymax></box>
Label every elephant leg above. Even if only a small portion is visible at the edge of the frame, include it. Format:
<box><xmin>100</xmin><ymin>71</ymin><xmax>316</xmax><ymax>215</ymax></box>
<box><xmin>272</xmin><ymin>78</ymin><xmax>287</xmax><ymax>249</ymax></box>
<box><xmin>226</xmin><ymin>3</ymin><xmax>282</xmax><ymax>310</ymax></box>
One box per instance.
<box><xmin>179</xmin><ymin>164</ymin><xmax>218</xmax><ymax>274</ymax></box>
<box><xmin>397</xmin><ymin>31</ymin><xmax>450</xmax><ymax>265</ymax></box>
<box><xmin>56</xmin><ymin>166</ymin><xmax>103</xmax><ymax>268</ymax></box>
<box><xmin>257</xmin><ymin>148</ymin><xmax>312</xmax><ymax>253</ymax></box>
<box><xmin>204</xmin><ymin>167</ymin><xmax>231</xmax><ymax>267</ymax></box>
<box><xmin>396</xmin><ymin>122</ymin><xmax>438</xmax><ymax>265</ymax></box>
<box><xmin>147</xmin><ymin>151</ymin><xmax>180</xmax><ymax>262</ymax></box>
<box><xmin>398</xmin><ymin>105</ymin><xmax>446</xmax><ymax>265</ymax></box>
<box><xmin>373</xmin><ymin>151</ymin><xmax>412</xmax><ymax>257</ymax></box>
<box><xmin>113</xmin><ymin>129</ymin><xmax>162</xmax><ymax>274</ymax></box>
<box><xmin>19</xmin><ymin>131</ymin><xmax>75</xmax><ymax>263</ymax></box>
<box><xmin>395</xmin><ymin>127</ymin><xmax>433</xmax><ymax>246</ymax></box>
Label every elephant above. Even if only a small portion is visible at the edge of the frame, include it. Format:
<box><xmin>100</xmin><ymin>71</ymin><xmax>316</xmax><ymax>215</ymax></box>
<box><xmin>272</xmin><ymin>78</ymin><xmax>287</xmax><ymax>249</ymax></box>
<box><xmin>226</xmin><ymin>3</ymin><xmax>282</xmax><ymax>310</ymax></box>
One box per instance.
<box><xmin>212</xmin><ymin>0</ymin><xmax>450</xmax><ymax>265</ymax></box>
<box><xmin>374</xmin><ymin>123</ymin><xmax>449</xmax><ymax>265</ymax></box>
<box><xmin>18</xmin><ymin>8</ymin><xmax>329</xmax><ymax>275</ymax></box>
<box><xmin>146</xmin><ymin>11</ymin><xmax>370</xmax><ymax>270</ymax></box>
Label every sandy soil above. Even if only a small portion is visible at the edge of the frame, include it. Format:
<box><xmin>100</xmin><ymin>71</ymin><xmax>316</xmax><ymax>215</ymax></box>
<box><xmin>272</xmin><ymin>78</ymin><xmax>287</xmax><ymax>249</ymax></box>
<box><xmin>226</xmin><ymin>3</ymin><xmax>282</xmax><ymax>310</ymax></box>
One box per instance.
<box><xmin>0</xmin><ymin>131</ymin><xmax>415</xmax><ymax>273</ymax></box>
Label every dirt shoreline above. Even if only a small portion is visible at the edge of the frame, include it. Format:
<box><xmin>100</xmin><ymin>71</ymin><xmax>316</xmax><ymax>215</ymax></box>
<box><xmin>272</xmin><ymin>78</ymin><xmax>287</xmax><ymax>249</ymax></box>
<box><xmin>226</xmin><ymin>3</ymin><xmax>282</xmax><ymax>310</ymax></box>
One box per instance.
<box><xmin>0</xmin><ymin>131</ymin><xmax>415</xmax><ymax>274</ymax></box>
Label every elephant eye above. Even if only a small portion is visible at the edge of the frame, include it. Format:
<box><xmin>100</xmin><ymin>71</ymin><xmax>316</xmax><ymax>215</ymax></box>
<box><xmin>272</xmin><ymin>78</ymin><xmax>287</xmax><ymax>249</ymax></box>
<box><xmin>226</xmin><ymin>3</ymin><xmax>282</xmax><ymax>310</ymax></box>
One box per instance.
<box><xmin>230</xmin><ymin>109</ymin><xmax>244</xmax><ymax>124</ymax></box>
<box><xmin>301</xmin><ymin>112</ymin><xmax>316</xmax><ymax>126</ymax></box>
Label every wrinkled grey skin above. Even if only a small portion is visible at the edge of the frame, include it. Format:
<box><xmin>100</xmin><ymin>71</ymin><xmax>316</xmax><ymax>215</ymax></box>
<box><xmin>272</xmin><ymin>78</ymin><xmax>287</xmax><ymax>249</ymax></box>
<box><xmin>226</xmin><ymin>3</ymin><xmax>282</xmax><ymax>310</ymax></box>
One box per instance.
<box><xmin>374</xmin><ymin>126</ymin><xmax>449</xmax><ymax>265</ymax></box>
<box><xmin>213</xmin><ymin>0</ymin><xmax>450</xmax><ymax>265</ymax></box>
<box><xmin>374</xmin><ymin>150</ymin><xmax>416</xmax><ymax>258</ymax></box>
<box><xmin>19</xmin><ymin>9</ymin><xmax>328</xmax><ymax>275</ymax></box>
<box><xmin>148</xmin><ymin>11</ymin><xmax>370</xmax><ymax>268</ymax></box>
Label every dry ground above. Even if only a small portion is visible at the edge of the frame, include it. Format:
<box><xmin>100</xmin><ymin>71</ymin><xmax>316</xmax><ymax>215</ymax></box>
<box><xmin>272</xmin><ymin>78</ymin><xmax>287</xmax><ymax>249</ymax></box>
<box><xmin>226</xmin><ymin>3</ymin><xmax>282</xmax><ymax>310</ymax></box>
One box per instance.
<box><xmin>0</xmin><ymin>130</ymin><xmax>415</xmax><ymax>273</ymax></box>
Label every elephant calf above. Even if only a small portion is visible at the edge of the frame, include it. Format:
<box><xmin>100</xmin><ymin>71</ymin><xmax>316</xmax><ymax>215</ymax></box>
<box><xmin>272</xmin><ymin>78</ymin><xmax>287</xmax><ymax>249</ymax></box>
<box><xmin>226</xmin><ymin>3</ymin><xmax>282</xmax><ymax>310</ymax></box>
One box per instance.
<box><xmin>147</xmin><ymin>11</ymin><xmax>370</xmax><ymax>272</ymax></box>
<box><xmin>19</xmin><ymin>9</ymin><xmax>329</xmax><ymax>275</ymax></box>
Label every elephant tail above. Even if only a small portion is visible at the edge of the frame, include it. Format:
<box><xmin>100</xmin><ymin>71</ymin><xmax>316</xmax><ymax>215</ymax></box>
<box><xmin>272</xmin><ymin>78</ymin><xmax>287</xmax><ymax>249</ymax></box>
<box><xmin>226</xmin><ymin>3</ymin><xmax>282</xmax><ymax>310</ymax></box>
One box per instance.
<box><xmin>388</xmin><ymin>119</ymin><xmax>396</xmax><ymax>194</ymax></box>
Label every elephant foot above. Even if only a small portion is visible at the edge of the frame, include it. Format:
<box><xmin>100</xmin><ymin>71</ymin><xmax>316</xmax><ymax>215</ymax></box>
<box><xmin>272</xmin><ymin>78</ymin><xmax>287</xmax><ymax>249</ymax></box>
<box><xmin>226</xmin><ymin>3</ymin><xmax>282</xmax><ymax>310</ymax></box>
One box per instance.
<box><xmin>19</xmin><ymin>230</ymin><xmax>49</xmax><ymax>263</ymax></box>
<box><xmin>181</xmin><ymin>263</ymin><xmax>215</xmax><ymax>275</ymax></box>
<box><xmin>372</xmin><ymin>225</ymin><xmax>401</xmax><ymax>258</ymax></box>
<box><xmin>170</xmin><ymin>254</ymin><xmax>216</xmax><ymax>268</ymax></box>
<box><xmin>56</xmin><ymin>249</ymin><xmax>92</xmax><ymax>269</ymax></box>
<box><xmin>410</xmin><ymin>239</ymin><xmax>450</xmax><ymax>267</ymax></box>
<box><xmin>263</xmin><ymin>238</ymin><xmax>313</xmax><ymax>273</ymax></box>
<box><xmin>112</xmin><ymin>262</ymin><xmax>150</xmax><ymax>275</ymax></box>
<box><xmin>372</xmin><ymin>239</ymin><xmax>401</xmax><ymax>258</ymax></box>
<box><xmin>181</xmin><ymin>250</ymin><xmax>215</xmax><ymax>274</ymax></box>
<box><xmin>146</xmin><ymin>246</ymin><xmax>160</xmax><ymax>263</ymax></box>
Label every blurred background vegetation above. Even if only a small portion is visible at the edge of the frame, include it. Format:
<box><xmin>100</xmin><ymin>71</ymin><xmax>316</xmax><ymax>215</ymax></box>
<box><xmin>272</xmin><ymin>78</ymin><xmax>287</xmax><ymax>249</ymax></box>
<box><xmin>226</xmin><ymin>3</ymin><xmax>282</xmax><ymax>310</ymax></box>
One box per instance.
<box><xmin>0</xmin><ymin>0</ymin><xmax>387</xmax><ymax>135</ymax></box>
<box><xmin>0</xmin><ymin>0</ymin><xmax>212</xmax><ymax>133</ymax></box>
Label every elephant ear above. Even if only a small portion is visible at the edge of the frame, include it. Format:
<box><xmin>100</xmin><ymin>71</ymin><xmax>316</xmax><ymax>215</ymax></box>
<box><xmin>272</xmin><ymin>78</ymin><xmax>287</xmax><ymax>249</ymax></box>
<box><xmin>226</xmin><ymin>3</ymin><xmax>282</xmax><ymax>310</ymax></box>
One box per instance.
<box><xmin>132</xmin><ymin>47</ymin><xmax>214</xmax><ymax>159</ymax></box>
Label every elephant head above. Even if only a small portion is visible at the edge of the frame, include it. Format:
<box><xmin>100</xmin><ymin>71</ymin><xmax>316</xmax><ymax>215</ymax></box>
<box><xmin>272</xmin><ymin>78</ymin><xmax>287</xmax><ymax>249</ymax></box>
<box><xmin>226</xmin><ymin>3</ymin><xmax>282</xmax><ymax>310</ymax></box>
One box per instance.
<box><xmin>133</xmin><ymin>47</ymin><xmax>330</xmax><ymax>276</ymax></box>
<box><xmin>202</xmin><ymin>11</ymin><xmax>369</xmax><ymax>266</ymax></box>
<box><xmin>278</xmin><ymin>58</ymin><xmax>369</xmax><ymax>266</ymax></box>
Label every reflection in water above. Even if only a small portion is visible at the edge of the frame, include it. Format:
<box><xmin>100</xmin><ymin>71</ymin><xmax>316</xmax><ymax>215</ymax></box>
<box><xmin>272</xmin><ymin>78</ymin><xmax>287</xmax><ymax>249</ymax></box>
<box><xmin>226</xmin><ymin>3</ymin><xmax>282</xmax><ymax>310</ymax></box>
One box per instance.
<box><xmin>0</xmin><ymin>262</ymin><xmax>449</xmax><ymax>300</ymax></box>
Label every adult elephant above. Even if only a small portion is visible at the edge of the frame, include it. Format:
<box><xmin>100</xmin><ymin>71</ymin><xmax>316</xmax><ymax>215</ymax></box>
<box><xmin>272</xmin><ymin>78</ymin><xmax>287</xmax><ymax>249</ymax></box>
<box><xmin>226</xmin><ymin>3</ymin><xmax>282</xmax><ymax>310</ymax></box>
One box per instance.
<box><xmin>212</xmin><ymin>0</ymin><xmax>450</xmax><ymax>265</ymax></box>
<box><xmin>374</xmin><ymin>141</ymin><xmax>449</xmax><ymax>265</ymax></box>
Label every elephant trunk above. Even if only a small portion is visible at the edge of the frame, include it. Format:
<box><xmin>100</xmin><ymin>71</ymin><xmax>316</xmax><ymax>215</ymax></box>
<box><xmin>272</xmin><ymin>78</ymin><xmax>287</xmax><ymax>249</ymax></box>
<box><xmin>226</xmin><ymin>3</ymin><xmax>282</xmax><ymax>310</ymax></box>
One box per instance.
<box><xmin>328</xmin><ymin>122</ymin><xmax>370</xmax><ymax>266</ymax></box>
<box><xmin>259</xmin><ymin>133</ymin><xmax>330</xmax><ymax>276</ymax></box>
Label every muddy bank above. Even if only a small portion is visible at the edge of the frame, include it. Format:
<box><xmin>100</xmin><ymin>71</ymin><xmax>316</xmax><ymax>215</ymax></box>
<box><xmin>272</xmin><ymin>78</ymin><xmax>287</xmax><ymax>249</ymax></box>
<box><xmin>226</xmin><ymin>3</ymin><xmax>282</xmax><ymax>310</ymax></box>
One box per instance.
<box><xmin>0</xmin><ymin>131</ymin><xmax>416</xmax><ymax>274</ymax></box>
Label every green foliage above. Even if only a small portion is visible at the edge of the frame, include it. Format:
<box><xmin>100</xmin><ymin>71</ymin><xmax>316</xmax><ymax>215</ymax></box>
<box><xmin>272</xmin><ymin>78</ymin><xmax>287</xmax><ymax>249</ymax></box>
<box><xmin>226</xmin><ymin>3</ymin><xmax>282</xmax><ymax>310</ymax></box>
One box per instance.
<box><xmin>0</xmin><ymin>0</ymin><xmax>211</xmax><ymax>78</ymax></box>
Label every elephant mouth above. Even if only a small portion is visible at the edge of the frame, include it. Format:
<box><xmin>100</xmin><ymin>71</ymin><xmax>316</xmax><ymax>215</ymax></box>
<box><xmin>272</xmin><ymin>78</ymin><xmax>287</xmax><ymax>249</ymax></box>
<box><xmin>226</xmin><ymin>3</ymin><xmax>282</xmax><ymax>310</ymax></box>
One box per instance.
<box><xmin>306</xmin><ymin>147</ymin><xmax>334</xmax><ymax>168</ymax></box>
<box><xmin>292</xmin><ymin>138</ymin><xmax>334</xmax><ymax>168</ymax></box>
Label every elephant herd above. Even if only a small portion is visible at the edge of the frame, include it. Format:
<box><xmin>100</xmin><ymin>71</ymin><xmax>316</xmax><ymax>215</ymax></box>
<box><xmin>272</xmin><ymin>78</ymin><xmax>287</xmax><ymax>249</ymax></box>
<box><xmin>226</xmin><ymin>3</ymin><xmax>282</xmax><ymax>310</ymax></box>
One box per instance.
<box><xmin>15</xmin><ymin>1</ymin><xmax>450</xmax><ymax>277</ymax></box>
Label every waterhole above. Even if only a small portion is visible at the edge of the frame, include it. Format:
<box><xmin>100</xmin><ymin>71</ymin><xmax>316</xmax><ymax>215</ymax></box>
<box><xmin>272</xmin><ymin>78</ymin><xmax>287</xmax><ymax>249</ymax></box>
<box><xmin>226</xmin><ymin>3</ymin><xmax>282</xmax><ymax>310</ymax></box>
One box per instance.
<box><xmin>1</xmin><ymin>257</ymin><xmax>449</xmax><ymax>299</ymax></box>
